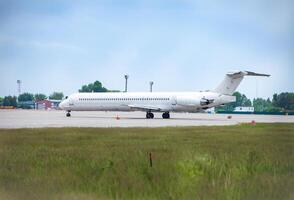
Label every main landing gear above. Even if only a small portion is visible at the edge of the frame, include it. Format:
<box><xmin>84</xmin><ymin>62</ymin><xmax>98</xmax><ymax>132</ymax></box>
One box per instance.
<box><xmin>146</xmin><ymin>111</ymin><xmax>154</xmax><ymax>119</ymax></box>
<box><xmin>66</xmin><ymin>111</ymin><xmax>71</xmax><ymax>117</ymax></box>
<box><xmin>162</xmin><ymin>112</ymin><xmax>170</xmax><ymax>119</ymax></box>
<box><xmin>146</xmin><ymin>112</ymin><xmax>170</xmax><ymax>119</ymax></box>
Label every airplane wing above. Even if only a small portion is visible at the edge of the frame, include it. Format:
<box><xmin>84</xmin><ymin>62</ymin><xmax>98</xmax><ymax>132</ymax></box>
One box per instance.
<box><xmin>127</xmin><ymin>104</ymin><xmax>164</xmax><ymax>111</ymax></box>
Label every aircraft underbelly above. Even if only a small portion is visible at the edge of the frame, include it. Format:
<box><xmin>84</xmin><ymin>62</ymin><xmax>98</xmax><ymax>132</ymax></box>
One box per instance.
<box><xmin>71</xmin><ymin>103</ymin><xmax>131</xmax><ymax>111</ymax></box>
<box><xmin>172</xmin><ymin>105</ymin><xmax>200</xmax><ymax>112</ymax></box>
<box><xmin>70</xmin><ymin>100</ymin><xmax>203</xmax><ymax>113</ymax></box>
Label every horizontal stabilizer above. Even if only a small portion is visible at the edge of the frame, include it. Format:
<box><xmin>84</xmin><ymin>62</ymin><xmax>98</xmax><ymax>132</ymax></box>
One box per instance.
<box><xmin>227</xmin><ymin>71</ymin><xmax>270</xmax><ymax>77</ymax></box>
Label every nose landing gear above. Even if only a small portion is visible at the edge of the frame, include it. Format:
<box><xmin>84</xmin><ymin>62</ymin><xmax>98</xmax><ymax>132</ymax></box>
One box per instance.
<box><xmin>162</xmin><ymin>112</ymin><xmax>170</xmax><ymax>119</ymax></box>
<box><xmin>66</xmin><ymin>111</ymin><xmax>71</xmax><ymax>117</ymax></box>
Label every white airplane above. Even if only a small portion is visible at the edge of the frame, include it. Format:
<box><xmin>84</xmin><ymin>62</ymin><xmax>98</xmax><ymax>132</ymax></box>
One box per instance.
<box><xmin>59</xmin><ymin>71</ymin><xmax>269</xmax><ymax>118</ymax></box>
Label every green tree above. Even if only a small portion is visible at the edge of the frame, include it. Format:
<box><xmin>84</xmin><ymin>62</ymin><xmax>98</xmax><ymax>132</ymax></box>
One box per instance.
<box><xmin>79</xmin><ymin>81</ymin><xmax>108</xmax><ymax>92</ymax></box>
<box><xmin>243</xmin><ymin>98</ymin><xmax>252</xmax><ymax>106</ymax></box>
<box><xmin>49</xmin><ymin>92</ymin><xmax>64</xmax><ymax>100</ymax></box>
<box><xmin>34</xmin><ymin>93</ymin><xmax>47</xmax><ymax>101</ymax></box>
<box><xmin>272</xmin><ymin>93</ymin><xmax>278</xmax><ymax>105</ymax></box>
<box><xmin>3</xmin><ymin>96</ymin><xmax>17</xmax><ymax>107</ymax></box>
<box><xmin>0</xmin><ymin>97</ymin><xmax>3</xmax><ymax>106</ymax></box>
<box><xmin>18</xmin><ymin>93</ymin><xmax>34</xmax><ymax>102</ymax></box>
<box><xmin>253</xmin><ymin>98</ymin><xmax>275</xmax><ymax>112</ymax></box>
<box><xmin>3</xmin><ymin>97</ymin><xmax>10</xmax><ymax>106</ymax></box>
<box><xmin>288</xmin><ymin>93</ymin><xmax>294</xmax><ymax>110</ymax></box>
<box><xmin>272</xmin><ymin>92</ymin><xmax>294</xmax><ymax>111</ymax></box>
<box><xmin>10</xmin><ymin>97</ymin><xmax>15</xmax><ymax>106</ymax></box>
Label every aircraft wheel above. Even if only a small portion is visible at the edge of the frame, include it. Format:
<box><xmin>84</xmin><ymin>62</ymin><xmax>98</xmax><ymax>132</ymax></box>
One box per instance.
<box><xmin>66</xmin><ymin>112</ymin><xmax>71</xmax><ymax>117</ymax></box>
<box><xmin>150</xmin><ymin>113</ymin><xmax>154</xmax><ymax>119</ymax></box>
<box><xmin>162</xmin><ymin>112</ymin><xmax>170</xmax><ymax>119</ymax></box>
<box><xmin>146</xmin><ymin>112</ymin><xmax>154</xmax><ymax>119</ymax></box>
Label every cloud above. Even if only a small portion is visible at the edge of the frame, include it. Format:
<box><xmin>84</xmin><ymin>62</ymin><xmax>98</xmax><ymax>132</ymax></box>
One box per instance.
<box><xmin>0</xmin><ymin>35</ymin><xmax>84</xmax><ymax>52</ymax></box>
<box><xmin>0</xmin><ymin>0</ymin><xmax>293</xmax><ymax>98</ymax></box>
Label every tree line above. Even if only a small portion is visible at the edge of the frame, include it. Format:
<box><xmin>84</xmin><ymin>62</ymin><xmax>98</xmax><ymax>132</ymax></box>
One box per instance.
<box><xmin>0</xmin><ymin>92</ymin><xmax>64</xmax><ymax>107</ymax></box>
<box><xmin>78</xmin><ymin>80</ymin><xmax>119</xmax><ymax>93</ymax></box>
<box><xmin>0</xmin><ymin>80</ymin><xmax>114</xmax><ymax>107</ymax></box>
<box><xmin>217</xmin><ymin>92</ymin><xmax>294</xmax><ymax>112</ymax></box>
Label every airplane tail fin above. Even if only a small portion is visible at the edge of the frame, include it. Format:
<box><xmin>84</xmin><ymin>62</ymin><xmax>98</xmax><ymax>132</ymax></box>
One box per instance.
<box><xmin>214</xmin><ymin>71</ymin><xmax>270</xmax><ymax>95</ymax></box>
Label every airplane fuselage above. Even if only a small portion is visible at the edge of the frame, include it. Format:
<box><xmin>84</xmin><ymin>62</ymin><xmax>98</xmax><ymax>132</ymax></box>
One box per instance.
<box><xmin>59</xmin><ymin>91</ymin><xmax>235</xmax><ymax>113</ymax></box>
<box><xmin>58</xmin><ymin>71</ymin><xmax>269</xmax><ymax>118</ymax></box>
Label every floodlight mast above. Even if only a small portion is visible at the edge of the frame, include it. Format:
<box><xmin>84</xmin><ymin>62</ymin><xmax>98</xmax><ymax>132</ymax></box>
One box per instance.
<box><xmin>150</xmin><ymin>81</ymin><xmax>154</xmax><ymax>92</ymax></box>
<box><xmin>124</xmin><ymin>74</ymin><xmax>129</xmax><ymax>92</ymax></box>
<box><xmin>17</xmin><ymin>80</ymin><xmax>21</xmax><ymax>95</ymax></box>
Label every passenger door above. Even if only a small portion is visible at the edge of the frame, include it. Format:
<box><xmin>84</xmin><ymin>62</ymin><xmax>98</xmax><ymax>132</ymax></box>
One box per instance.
<box><xmin>171</xmin><ymin>96</ymin><xmax>177</xmax><ymax>106</ymax></box>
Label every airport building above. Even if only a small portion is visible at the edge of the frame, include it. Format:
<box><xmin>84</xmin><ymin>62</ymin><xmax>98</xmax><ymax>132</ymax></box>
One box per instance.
<box><xmin>234</xmin><ymin>106</ymin><xmax>254</xmax><ymax>113</ymax></box>
<box><xmin>35</xmin><ymin>100</ymin><xmax>61</xmax><ymax>110</ymax></box>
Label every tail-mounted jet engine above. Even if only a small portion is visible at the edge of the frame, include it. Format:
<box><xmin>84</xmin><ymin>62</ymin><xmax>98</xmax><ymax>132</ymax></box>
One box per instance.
<box><xmin>177</xmin><ymin>96</ymin><xmax>215</xmax><ymax>107</ymax></box>
<box><xmin>200</xmin><ymin>98</ymin><xmax>214</xmax><ymax>106</ymax></box>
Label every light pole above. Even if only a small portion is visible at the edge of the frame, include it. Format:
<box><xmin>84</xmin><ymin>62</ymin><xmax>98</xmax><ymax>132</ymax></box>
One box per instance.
<box><xmin>149</xmin><ymin>81</ymin><xmax>154</xmax><ymax>92</ymax></box>
<box><xmin>124</xmin><ymin>74</ymin><xmax>129</xmax><ymax>92</ymax></box>
<box><xmin>17</xmin><ymin>80</ymin><xmax>21</xmax><ymax>96</ymax></box>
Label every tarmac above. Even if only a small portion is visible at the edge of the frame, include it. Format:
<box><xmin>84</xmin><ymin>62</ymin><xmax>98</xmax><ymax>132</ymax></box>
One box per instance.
<box><xmin>0</xmin><ymin>109</ymin><xmax>293</xmax><ymax>129</ymax></box>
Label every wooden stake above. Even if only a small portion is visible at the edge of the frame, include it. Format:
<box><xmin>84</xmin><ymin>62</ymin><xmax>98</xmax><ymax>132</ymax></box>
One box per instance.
<box><xmin>149</xmin><ymin>152</ymin><xmax>153</xmax><ymax>167</ymax></box>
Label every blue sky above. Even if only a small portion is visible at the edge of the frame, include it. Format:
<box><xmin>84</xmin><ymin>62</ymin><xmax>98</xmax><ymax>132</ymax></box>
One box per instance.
<box><xmin>0</xmin><ymin>0</ymin><xmax>293</xmax><ymax>99</ymax></box>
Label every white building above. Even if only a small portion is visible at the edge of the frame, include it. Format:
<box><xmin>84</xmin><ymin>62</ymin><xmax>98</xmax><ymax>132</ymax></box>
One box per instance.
<box><xmin>234</xmin><ymin>106</ymin><xmax>254</xmax><ymax>112</ymax></box>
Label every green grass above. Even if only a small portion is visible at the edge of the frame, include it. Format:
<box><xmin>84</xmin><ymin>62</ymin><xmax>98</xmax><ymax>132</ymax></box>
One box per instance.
<box><xmin>0</xmin><ymin>124</ymin><xmax>294</xmax><ymax>200</ymax></box>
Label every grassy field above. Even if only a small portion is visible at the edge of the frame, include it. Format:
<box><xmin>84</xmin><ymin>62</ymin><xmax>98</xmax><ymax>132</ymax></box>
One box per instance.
<box><xmin>0</xmin><ymin>124</ymin><xmax>294</xmax><ymax>200</ymax></box>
